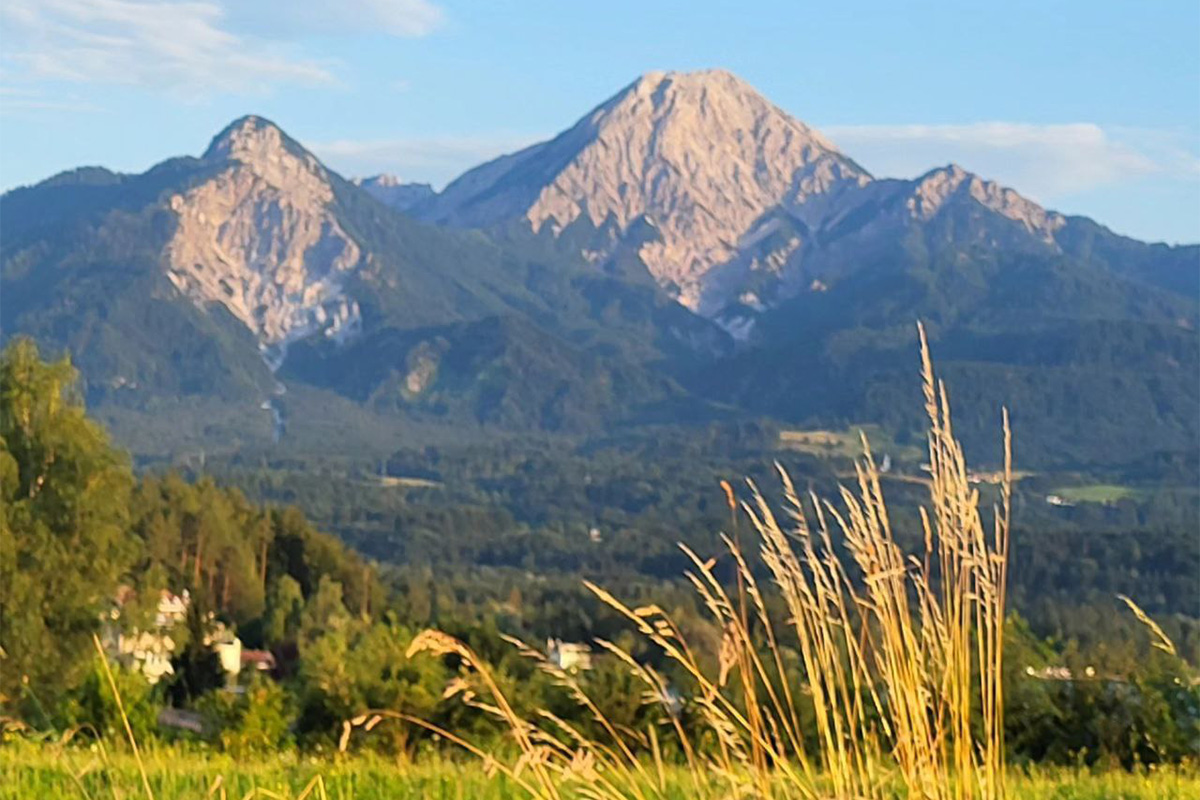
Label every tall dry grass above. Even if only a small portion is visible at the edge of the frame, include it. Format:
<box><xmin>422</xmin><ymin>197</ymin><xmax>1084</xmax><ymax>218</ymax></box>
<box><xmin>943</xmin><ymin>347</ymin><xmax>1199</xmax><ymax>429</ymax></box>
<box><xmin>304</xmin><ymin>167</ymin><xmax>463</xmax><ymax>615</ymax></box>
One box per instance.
<box><xmin>392</xmin><ymin>324</ymin><xmax>1014</xmax><ymax>799</ymax></box>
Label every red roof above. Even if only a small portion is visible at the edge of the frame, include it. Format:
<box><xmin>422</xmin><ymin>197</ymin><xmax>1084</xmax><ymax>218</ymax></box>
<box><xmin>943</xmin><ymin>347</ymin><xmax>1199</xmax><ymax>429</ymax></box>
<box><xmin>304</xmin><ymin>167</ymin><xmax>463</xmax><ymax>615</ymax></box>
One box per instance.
<box><xmin>240</xmin><ymin>649</ymin><xmax>276</xmax><ymax>669</ymax></box>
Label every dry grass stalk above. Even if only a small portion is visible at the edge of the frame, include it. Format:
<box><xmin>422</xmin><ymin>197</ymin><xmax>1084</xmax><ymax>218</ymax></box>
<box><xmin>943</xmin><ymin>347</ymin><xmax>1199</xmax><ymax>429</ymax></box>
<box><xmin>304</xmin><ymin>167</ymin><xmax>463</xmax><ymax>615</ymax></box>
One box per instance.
<box><xmin>91</xmin><ymin>633</ymin><xmax>156</xmax><ymax>800</ymax></box>
<box><xmin>1118</xmin><ymin>594</ymin><xmax>1178</xmax><ymax>656</ymax></box>
<box><xmin>402</xmin><ymin>323</ymin><xmax>1012</xmax><ymax>799</ymax></box>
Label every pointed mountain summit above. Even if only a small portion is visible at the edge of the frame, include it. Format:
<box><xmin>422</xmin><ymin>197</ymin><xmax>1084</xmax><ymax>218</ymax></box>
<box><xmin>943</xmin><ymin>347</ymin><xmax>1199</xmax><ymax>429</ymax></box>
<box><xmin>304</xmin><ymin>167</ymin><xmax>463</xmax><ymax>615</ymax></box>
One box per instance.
<box><xmin>423</xmin><ymin>70</ymin><xmax>1193</xmax><ymax>324</ymax></box>
<box><xmin>903</xmin><ymin>164</ymin><xmax>1065</xmax><ymax>242</ymax></box>
<box><xmin>422</xmin><ymin>69</ymin><xmax>870</xmax><ymax>310</ymax></box>
<box><xmin>204</xmin><ymin>115</ymin><xmax>300</xmax><ymax>159</ymax></box>
<box><xmin>200</xmin><ymin>115</ymin><xmax>335</xmax><ymax>191</ymax></box>
<box><xmin>168</xmin><ymin>115</ymin><xmax>363</xmax><ymax>359</ymax></box>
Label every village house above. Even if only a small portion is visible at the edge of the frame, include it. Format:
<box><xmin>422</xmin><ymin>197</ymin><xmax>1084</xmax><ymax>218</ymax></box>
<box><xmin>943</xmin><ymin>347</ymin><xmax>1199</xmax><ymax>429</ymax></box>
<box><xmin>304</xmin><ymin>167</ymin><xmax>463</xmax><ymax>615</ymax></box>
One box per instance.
<box><xmin>101</xmin><ymin>589</ymin><xmax>191</xmax><ymax>685</ymax></box>
<box><xmin>547</xmin><ymin>638</ymin><xmax>593</xmax><ymax>672</ymax></box>
<box><xmin>103</xmin><ymin>588</ymin><xmax>263</xmax><ymax>688</ymax></box>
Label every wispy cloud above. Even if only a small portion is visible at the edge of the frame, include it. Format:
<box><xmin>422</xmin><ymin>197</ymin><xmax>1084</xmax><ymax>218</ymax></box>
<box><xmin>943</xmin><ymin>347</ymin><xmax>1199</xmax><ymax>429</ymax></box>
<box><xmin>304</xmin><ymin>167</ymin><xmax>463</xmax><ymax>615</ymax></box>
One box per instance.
<box><xmin>0</xmin><ymin>0</ymin><xmax>443</xmax><ymax>101</ymax></box>
<box><xmin>824</xmin><ymin>122</ymin><xmax>1198</xmax><ymax>201</ymax></box>
<box><xmin>228</xmin><ymin>0</ymin><xmax>443</xmax><ymax>38</ymax></box>
<box><xmin>313</xmin><ymin>134</ymin><xmax>542</xmax><ymax>186</ymax></box>
<box><xmin>0</xmin><ymin>94</ymin><xmax>105</xmax><ymax>113</ymax></box>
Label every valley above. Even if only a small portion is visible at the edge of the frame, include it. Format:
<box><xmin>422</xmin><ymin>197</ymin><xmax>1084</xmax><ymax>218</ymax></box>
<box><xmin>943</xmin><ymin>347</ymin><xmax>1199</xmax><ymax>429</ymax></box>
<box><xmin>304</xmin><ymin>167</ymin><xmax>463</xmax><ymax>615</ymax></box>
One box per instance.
<box><xmin>2</xmin><ymin>61</ymin><xmax>1197</xmax><ymax>797</ymax></box>
<box><xmin>4</xmin><ymin>67</ymin><xmax>1196</xmax><ymax>645</ymax></box>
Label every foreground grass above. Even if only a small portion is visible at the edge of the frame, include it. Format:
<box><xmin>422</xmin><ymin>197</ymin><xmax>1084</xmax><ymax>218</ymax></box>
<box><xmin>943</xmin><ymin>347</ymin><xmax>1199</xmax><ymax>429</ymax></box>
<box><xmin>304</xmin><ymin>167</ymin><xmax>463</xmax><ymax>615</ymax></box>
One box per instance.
<box><xmin>0</xmin><ymin>742</ymin><xmax>521</xmax><ymax>800</ymax></box>
<box><xmin>2</xmin><ymin>744</ymin><xmax>1197</xmax><ymax>800</ymax></box>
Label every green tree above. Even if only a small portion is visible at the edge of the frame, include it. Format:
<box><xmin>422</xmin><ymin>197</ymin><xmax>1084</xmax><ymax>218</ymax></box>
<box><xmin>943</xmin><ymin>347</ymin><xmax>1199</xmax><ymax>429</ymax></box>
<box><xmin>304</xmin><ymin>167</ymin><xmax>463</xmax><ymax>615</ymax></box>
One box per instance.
<box><xmin>300</xmin><ymin>576</ymin><xmax>352</xmax><ymax>644</ymax></box>
<box><xmin>63</xmin><ymin>661</ymin><xmax>161</xmax><ymax>743</ymax></box>
<box><xmin>296</xmin><ymin>617</ymin><xmax>447</xmax><ymax>753</ymax></box>
<box><xmin>0</xmin><ymin>338</ymin><xmax>137</xmax><ymax>708</ymax></box>
<box><xmin>263</xmin><ymin>575</ymin><xmax>305</xmax><ymax>646</ymax></box>
<box><xmin>195</xmin><ymin>675</ymin><xmax>295</xmax><ymax>755</ymax></box>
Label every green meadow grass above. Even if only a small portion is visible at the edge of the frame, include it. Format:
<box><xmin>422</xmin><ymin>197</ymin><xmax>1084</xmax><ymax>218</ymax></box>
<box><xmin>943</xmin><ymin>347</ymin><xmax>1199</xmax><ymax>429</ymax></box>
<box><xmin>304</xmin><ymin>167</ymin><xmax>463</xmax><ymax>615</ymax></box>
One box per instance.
<box><xmin>0</xmin><ymin>742</ymin><xmax>522</xmax><ymax>800</ymax></box>
<box><xmin>2</xmin><ymin>742</ymin><xmax>1197</xmax><ymax>800</ymax></box>
<box><xmin>1052</xmin><ymin>483</ymin><xmax>1141</xmax><ymax>504</ymax></box>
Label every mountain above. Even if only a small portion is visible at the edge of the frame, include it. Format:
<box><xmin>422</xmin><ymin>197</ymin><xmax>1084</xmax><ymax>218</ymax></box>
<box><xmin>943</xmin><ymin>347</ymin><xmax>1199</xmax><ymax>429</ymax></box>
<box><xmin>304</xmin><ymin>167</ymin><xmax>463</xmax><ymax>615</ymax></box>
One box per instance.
<box><xmin>420</xmin><ymin>69</ymin><xmax>871</xmax><ymax>313</ymax></box>
<box><xmin>685</xmin><ymin>158</ymin><xmax>1198</xmax><ymax>466</ymax></box>
<box><xmin>413</xmin><ymin>70</ymin><xmax>1198</xmax><ymax>468</ymax></box>
<box><xmin>168</xmin><ymin>117</ymin><xmax>367</xmax><ymax>366</ymax></box>
<box><xmin>3</xmin><ymin>73</ymin><xmax>1197</xmax><ymax>472</ymax></box>
<box><xmin>353</xmin><ymin>175</ymin><xmax>435</xmax><ymax>212</ymax></box>
<box><xmin>419</xmin><ymin>70</ymin><xmax>1196</xmax><ymax>335</ymax></box>
<box><xmin>0</xmin><ymin>115</ymin><xmax>729</xmax><ymax>456</ymax></box>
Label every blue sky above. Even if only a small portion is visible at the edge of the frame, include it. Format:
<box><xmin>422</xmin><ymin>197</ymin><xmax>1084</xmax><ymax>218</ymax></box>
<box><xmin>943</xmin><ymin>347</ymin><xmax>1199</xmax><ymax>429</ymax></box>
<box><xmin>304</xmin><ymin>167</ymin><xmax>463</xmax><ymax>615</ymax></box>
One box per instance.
<box><xmin>2</xmin><ymin>0</ymin><xmax>1198</xmax><ymax>243</ymax></box>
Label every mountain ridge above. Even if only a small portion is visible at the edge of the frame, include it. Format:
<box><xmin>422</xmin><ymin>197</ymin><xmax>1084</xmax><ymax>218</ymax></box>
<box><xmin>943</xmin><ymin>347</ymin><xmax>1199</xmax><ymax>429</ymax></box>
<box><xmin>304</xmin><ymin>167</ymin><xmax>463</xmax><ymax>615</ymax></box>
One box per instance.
<box><xmin>2</xmin><ymin>70</ymin><xmax>1196</xmax><ymax>469</ymax></box>
<box><xmin>353</xmin><ymin>175</ymin><xmax>436</xmax><ymax>212</ymax></box>
<box><xmin>0</xmin><ymin>109</ymin><xmax>733</xmax><ymax>452</ymax></box>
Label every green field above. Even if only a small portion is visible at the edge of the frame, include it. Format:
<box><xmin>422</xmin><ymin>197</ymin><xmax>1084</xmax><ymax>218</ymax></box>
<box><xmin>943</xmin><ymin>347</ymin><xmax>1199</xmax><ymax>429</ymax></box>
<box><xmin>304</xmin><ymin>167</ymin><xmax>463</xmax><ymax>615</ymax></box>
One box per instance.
<box><xmin>371</xmin><ymin>474</ymin><xmax>443</xmax><ymax>489</ymax></box>
<box><xmin>3</xmin><ymin>743</ymin><xmax>1198</xmax><ymax>800</ymax></box>
<box><xmin>1052</xmin><ymin>483</ymin><xmax>1142</xmax><ymax>504</ymax></box>
<box><xmin>777</xmin><ymin>425</ymin><xmax>925</xmax><ymax>463</ymax></box>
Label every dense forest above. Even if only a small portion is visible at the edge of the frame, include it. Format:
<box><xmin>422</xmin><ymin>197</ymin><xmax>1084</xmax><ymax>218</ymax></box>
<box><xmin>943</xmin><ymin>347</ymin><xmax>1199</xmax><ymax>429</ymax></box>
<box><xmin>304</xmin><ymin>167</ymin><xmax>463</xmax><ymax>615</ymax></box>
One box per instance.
<box><xmin>203</xmin><ymin>421</ymin><xmax>1199</xmax><ymax>640</ymax></box>
<box><xmin>2</xmin><ymin>338</ymin><xmax>1197</xmax><ymax>767</ymax></box>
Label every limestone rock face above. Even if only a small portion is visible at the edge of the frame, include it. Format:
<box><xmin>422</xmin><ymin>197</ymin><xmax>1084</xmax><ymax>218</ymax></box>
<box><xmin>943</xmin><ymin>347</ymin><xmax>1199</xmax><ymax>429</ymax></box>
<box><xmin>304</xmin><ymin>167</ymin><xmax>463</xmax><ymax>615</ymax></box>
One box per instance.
<box><xmin>158</xmin><ymin>80</ymin><xmax>1082</xmax><ymax>359</ymax></box>
<box><xmin>906</xmin><ymin>164</ymin><xmax>1066</xmax><ymax>243</ymax></box>
<box><xmin>164</xmin><ymin>116</ymin><xmax>363</xmax><ymax>364</ymax></box>
<box><xmin>423</xmin><ymin>70</ymin><xmax>870</xmax><ymax>311</ymax></box>
<box><xmin>422</xmin><ymin>70</ymin><xmax>1084</xmax><ymax>323</ymax></box>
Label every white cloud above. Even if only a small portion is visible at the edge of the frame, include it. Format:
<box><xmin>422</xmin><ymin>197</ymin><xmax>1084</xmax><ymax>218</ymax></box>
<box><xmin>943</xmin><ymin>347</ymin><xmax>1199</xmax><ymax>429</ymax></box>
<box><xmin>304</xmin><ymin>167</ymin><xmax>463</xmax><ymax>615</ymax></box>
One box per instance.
<box><xmin>0</xmin><ymin>87</ymin><xmax>104</xmax><ymax>113</ymax></box>
<box><xmin>1108</xmin><ymin>125</ymin><xmax>1200</xmax><ymax>177</ymax></box>
<box><xmin>313</xmin><ymin>134</ymin><xmax>541</xmax><ymax>186</ymax></box>
<box><xmin>823</xmin><ymin>122</ymin><xmax>1197</xmax><ymax>201</ymax></box>
<box><xmin>0</xmin><ymin>0</ymin><xmax>444</xmax><ymax>99</ymax></box>
<box><xmin>229</xmin><ymin>0</ymin><xmax>443</xmax><ymax>38</ymax></box>
<box><xmin>1</xmin><ymin>0</ymin><xmax>334</xmax><ymax>95</ymax></box>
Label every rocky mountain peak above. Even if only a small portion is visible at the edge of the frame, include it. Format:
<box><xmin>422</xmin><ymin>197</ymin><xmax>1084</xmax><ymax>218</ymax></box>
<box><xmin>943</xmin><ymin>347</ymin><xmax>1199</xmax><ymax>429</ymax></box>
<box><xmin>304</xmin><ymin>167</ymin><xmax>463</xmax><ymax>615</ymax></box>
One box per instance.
<box><xmin>909</xmin><ymin>164</ymin><xmax>1066</xmax><ymax>242</ymax></box>
<box><xmin>202</xmin><ymin>115</ymin><xmax>327</xmax><ymax>187</ymax></box>
<box><xmin>425</xmin><ymin>69</ymin><xmax>871</xmax><ymax>310</ymax></box>
<box><xmin>358</xmin><ymin>172</ymin><xmax>405</xmax><ymax>187</ymax></box>
<box><xmin>602</xmin><ymin>68</ymin><xmax>839</xmax><ymax>152</ymax></box>
<box><xmin>205</xmin><ymin>115</ymin><xmax>285</xmax><ymax>156</ymax></box>
<box><xmin>165</xmin><ymin>117</ymin><xmax>362</xmax><ymax>361</ymax></box>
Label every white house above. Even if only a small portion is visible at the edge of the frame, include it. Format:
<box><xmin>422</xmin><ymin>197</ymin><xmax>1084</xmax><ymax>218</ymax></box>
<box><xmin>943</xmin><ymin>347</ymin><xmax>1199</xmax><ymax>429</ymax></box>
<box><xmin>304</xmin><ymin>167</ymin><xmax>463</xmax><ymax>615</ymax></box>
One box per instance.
<box><xmin>547</xmin><ymin>638</ymin><xmax>593</xmax><ymax>672</ymax></box>
<box><xmin>103</xmin><ymin>588</ymin><xmax>249</xmax><ymax>687</ymax></box>
<box><xmin>102</xmin><ymin>589</ymin><xmax>192</xmax><ymax>684</ymax></box>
